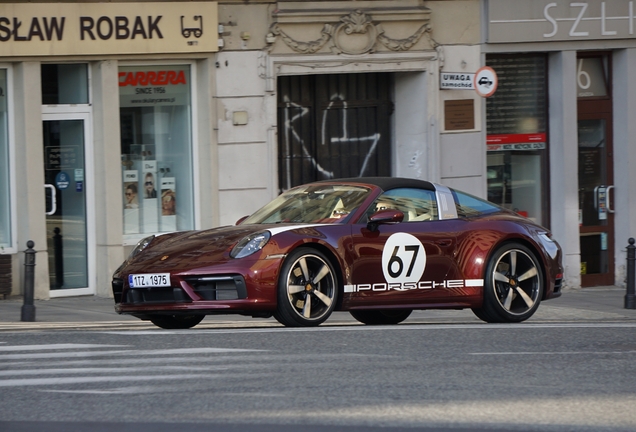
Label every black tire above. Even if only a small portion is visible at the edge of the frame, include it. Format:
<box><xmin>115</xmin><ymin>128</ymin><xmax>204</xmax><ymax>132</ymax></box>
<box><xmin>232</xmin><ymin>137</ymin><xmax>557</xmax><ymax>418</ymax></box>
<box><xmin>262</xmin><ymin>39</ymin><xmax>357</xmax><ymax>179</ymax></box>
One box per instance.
<box><xmin>149</xmin><ymin>314</ymin><xmax>205</xmax><ymax>329</ymax></box>
<box><xmin>274</xmin><ymin>248</ymin><xmax>338</xmax><ymax>327</ymax></box>
<box><xmin>349</xmin><ymin>309</ymin><xmax>412</xmax><ymax>325</ymax></box>
<box><xmin>472</xmin><ymin>243</ymin><xmax>544</xmax><ymax>323</ymax></box>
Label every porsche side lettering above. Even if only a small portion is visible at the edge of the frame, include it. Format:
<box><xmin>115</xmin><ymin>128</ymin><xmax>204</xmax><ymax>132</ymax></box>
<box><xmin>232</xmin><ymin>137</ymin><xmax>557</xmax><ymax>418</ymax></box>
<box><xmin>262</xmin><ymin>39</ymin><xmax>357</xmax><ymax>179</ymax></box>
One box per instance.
<box><xmin>344</xmin><ymin>279</ymin><xmax>484</xmax><ymax>293</ymax></box>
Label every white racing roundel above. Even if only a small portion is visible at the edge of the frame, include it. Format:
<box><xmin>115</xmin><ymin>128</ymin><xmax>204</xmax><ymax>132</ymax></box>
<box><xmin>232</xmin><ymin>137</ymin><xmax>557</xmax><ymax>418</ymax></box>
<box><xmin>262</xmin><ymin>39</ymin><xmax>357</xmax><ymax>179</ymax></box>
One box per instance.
<box><xmin>381</xmin><ymin>233</ymin><xmax>427</xmax><ymax>283</ymax></box>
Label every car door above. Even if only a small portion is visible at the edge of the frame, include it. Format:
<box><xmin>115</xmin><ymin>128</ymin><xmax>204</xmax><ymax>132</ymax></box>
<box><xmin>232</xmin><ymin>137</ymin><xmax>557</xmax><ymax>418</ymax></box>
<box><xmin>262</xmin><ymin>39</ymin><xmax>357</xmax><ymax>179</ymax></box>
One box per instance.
<box><xmin>346</xmin><ymin>187</ymin><xmax>462</xmax><ymax>307</ymax></box>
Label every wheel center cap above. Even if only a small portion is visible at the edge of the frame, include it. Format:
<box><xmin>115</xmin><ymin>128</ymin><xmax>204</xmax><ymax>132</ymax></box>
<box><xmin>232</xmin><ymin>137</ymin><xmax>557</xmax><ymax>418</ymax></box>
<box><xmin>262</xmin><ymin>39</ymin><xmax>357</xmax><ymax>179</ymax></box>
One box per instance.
<box><xmin>305</xmin><ymin>283</ymin><xmax>313</xmax><ymax>292</ymax></box>
<box><xmin>509</xmin><ymin>279</ymin><xmax>517</xmax><ymax>286</ymax></box>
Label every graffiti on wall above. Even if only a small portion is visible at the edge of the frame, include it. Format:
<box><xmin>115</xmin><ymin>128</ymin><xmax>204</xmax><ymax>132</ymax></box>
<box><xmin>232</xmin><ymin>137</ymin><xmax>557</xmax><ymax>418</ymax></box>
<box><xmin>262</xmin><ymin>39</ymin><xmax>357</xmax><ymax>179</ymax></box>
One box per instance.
<box><xmin>280</xmin><ymin>93</ymin><xmax>383</xmax><ymax>190</ymax></box>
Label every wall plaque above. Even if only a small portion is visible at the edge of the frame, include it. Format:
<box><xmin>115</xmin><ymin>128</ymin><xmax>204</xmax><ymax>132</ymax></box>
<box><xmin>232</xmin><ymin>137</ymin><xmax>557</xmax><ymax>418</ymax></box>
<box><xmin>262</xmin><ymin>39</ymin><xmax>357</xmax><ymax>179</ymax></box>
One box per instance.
<box><xmin>444</xmin><ymin>99</ymin><xmax>475</xmax><ymax>131</ymax></box>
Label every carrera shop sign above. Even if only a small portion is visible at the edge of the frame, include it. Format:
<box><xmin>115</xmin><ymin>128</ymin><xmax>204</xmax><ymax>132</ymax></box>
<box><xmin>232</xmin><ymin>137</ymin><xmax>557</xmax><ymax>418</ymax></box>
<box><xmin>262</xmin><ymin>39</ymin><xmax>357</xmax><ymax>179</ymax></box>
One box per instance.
<box><xmin>119</xmin><ymin>66</ymin><xmax>191</xmax><ymax>108</ymax></box>
<box><xmin>0</xmin><ymin>2</ymin><xmax>218</xmax><ymax>56</ymax></box>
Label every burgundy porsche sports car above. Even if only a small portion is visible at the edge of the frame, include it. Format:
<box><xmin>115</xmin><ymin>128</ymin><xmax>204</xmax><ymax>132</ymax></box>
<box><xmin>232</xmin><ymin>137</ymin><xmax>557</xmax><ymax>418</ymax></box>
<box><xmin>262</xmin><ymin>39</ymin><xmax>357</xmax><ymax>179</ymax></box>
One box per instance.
<box><xmin>112</xmin><ymin>177</ymin><xmax>563</xmax><ymax>329</ymax></box>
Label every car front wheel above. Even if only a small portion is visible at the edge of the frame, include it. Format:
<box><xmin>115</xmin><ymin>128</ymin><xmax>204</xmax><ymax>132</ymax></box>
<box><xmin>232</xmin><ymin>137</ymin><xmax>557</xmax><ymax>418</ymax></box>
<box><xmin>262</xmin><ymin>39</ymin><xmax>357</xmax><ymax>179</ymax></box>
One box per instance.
<box><xmin>472</xmin><ymin>243</ymin><xmax>544</xmax><ymax>323</ymax></box>
<box><xmin>274</xmin><ymin>248</ymin><xmax>338</xmax><ymax>327</ymax></box>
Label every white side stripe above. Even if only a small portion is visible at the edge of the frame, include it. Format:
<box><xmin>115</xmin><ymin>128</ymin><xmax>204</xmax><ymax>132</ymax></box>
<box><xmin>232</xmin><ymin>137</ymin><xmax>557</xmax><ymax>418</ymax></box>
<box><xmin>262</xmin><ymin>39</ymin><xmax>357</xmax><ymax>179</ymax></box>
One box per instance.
<box><xmin>465</xmin><ymin>279</ymin><xmax>484</xmax><ymax>287</ymax></box>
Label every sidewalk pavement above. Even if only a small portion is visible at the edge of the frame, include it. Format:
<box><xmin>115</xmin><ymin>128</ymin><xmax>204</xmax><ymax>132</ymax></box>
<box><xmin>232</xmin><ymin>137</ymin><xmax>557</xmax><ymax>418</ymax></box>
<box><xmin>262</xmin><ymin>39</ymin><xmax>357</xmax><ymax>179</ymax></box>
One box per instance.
<box><xmin>0</xmin><ymin>286</ymin><xmax>634</xmax><ymax>331</ymax></box>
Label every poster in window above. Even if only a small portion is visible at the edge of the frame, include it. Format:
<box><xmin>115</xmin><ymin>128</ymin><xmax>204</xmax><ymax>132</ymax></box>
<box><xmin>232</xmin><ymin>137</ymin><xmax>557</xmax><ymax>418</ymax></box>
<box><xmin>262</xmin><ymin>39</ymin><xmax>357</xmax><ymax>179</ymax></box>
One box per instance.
<box><xmin>123</xmin><ymin>170</ymin><xmax>139</xmax><ymax>234</ymax></box>
<box><xmin>142</xmin><ymin>160</ymin><xmax>159</xmax><ymax>232</ymax></box>
<box><xmin>161</xmin><ymin>177</ymin><xmax>176</xmax><ymax>232</ymax></box>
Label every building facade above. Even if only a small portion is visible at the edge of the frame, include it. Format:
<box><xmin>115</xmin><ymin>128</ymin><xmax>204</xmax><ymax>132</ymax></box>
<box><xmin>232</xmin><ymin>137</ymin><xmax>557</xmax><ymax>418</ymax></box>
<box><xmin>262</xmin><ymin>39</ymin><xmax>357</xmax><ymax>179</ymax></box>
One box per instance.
<box><xmin>0</xmin><ymin>0</ymin><xmax>634</xmax><ymax>300</ymax></box>
<box><xmin>483</xmin><ymin>0</ymin><xmax>636</xmax><ymax>288</ymax></box>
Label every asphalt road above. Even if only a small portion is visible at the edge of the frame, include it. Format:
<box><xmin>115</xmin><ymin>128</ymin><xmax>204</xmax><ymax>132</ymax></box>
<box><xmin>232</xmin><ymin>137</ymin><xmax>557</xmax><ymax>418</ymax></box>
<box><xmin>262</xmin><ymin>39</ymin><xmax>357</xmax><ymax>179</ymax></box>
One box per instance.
<box><xmin>1</xmin><ymin>321</ymin><xmax>635</xmax><ymax>432</ymax></box>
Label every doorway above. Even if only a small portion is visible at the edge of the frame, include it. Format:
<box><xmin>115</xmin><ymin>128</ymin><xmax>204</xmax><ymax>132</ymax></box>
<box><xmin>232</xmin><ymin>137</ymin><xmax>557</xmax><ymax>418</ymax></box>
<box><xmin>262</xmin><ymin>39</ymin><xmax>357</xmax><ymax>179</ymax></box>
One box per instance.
<box><xmin>42</xmin><ymin>113</ymin><xmax>94</xmax><ymax>296</ymax></box>
<box><xmin>277</xmin><ymin>73</ymin><xmax>393</xmax><ymax>192</ymax></box>
<box><xmin>577</xmin><ymin>53</ymin><xmax>614</xmax><ymax>287</ymax></box>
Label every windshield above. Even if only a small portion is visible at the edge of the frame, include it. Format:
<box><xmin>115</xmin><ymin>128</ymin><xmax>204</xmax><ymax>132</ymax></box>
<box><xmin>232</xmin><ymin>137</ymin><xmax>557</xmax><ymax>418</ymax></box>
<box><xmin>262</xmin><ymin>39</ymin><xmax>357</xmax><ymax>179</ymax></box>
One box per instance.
<box><xmin>242</xmin><ymin>185</ymin><xmax>371</xmax><ymax>224</ymax></box>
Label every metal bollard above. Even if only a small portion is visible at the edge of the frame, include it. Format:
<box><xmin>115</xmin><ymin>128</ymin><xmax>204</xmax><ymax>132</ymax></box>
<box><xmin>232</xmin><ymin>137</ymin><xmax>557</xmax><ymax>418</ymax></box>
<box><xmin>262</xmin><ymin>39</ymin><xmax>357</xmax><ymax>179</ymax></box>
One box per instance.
<box><xmin>626</xmin><ymin>238</ymin><xmax>636</xmax><ymax>310</ymax></box>
<box><xmin>21</xmin><ymin>240</ymin><xmax>36</xmax><ymax>322</ymax></box>
<box><xmin>53</xmin><ymin>227</ymin><xmax>63</xmax><ymax>289</ymax></box>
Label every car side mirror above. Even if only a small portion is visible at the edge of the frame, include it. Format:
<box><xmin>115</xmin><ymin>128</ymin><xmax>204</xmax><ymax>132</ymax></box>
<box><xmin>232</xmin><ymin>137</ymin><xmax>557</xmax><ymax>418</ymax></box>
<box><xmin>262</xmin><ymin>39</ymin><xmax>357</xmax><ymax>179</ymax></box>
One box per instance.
<box><xmin>235</xmin><ymin>215</ymin><xmax>249</xmax><ymax>225</ymax></box>
<box><xmin>367</xmin><ymin>209</ymin><xmax>404</xmax><ymax>232</ymax></box>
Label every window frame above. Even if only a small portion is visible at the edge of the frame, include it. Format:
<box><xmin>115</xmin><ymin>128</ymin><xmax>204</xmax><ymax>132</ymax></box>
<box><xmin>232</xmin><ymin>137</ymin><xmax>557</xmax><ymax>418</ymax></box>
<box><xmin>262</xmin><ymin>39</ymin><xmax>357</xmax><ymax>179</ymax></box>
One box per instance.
<box><xmin>0</xmin><ymin>65</ymin><xmax>16</xmax><ymax>254</ymax></box>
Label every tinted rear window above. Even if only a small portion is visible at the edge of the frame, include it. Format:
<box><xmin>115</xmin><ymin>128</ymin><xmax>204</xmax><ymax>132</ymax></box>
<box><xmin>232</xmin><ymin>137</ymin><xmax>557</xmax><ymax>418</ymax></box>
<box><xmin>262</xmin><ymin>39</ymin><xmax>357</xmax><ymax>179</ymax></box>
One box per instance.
<box><xmin>451</xmin><ymin>189</ymin><xmax>501</xmax><ymax>218</ymax></box>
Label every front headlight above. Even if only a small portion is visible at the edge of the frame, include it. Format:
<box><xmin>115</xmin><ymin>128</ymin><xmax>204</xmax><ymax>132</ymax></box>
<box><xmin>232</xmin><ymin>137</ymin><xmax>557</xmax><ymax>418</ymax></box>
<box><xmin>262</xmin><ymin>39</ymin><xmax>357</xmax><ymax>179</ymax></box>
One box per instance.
<box><xmin>129</xmin><ymin>235</ymin><xmax>155</xmax><ymax>260</ymax></box>
<box><xmin>231</xmin><ymin>231</ymin><xmax>271</xmax><ymax>259</ymax></box>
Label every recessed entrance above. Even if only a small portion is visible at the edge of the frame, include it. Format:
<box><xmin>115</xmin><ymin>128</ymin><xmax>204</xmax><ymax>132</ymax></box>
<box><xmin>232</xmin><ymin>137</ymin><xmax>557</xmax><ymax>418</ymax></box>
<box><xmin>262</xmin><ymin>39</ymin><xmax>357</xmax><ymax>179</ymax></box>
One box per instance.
<box><xmin>577</xmin><ymin>53</ymin><xmax>614</xmax><ymax>287</ymax></box>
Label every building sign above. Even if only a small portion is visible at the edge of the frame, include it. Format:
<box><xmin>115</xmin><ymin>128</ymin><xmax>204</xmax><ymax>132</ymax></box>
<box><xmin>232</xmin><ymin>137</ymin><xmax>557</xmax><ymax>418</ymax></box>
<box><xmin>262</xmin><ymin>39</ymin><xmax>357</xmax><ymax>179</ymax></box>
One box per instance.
<box><xmin>0</xmin><ymin>2</ymin><xmax>218</xmax><ymax>56</ymax></box>
<box><xmin>440</xmin><ymin>73</ymin><xmax>475</xmax><ymax>90</ymax></box>
<box><xmin>487</xmin><ymin>0</ymin><xmax>636</xmax><ymax>43</ymax></box>
<box><xmin>444</xmin><ymin>99</ymin><xmax>475</xmax><ymax>131</ymax></box>
<box><xmin>119</xmin><ymin>65</ymin><xmax>191</xmax><ymax>108</ymax></box>
<box><xmin>487</xmin><ymin>133</ymin><xmax>547</xmax><ymax>151</ymax></box>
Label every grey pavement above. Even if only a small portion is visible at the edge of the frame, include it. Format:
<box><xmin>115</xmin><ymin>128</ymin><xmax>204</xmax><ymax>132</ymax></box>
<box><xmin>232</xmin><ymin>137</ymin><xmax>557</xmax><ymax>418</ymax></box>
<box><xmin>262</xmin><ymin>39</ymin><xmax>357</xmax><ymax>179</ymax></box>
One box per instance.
<box><xmin>0</xmin><ymin>286</ymin><xmax>634</xmax><ymax>331</ymax></box>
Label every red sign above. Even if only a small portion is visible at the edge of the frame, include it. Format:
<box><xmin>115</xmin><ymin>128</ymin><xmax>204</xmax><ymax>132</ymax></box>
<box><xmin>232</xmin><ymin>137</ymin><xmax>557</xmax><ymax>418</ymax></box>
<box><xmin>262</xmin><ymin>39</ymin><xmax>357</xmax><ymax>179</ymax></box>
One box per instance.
<box><xmin>487</xmin><ymin>133</ymin><xmax>546</xmax><ymax>144</ymax></box>
<box><xmin>118</xmin><ymin>70</ymin><xmax>187</xmax><ymax>87</ymax></box>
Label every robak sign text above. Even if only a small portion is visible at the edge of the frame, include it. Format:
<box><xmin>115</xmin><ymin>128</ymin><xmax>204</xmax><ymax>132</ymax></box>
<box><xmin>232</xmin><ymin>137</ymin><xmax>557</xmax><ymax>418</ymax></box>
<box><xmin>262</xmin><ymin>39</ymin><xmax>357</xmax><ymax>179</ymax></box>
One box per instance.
<box><xmin>0</xmin><ymin>2</ymin><xmax>218</xmax><ymax>56</ymax></box>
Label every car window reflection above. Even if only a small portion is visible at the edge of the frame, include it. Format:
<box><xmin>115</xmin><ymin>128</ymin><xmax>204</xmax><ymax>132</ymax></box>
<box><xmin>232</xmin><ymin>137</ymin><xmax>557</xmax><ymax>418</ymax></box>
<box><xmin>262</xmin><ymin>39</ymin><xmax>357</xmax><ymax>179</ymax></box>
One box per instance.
<box><xmin>363</xmin><ymin>188</ymin><xmax>439</xmax><ymax>222</ymax></box>
<box><xmin>243</xmin><ymin>185</ymin><xmax>371</xmax><ymax>224</ymax></box>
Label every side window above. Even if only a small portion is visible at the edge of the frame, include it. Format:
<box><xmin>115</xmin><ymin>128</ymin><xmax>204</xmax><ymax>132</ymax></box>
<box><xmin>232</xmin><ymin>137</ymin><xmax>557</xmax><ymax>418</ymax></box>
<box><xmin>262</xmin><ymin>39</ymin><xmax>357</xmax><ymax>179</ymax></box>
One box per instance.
<box><xmin>366</xmin><ymin>188</ymin><xmax>438</xmax><ymax>222</ymax></box>
<box><xmin>451</xmin><ymin>189</ymin><xmax>501</xmax><ymax>218</ymax></box>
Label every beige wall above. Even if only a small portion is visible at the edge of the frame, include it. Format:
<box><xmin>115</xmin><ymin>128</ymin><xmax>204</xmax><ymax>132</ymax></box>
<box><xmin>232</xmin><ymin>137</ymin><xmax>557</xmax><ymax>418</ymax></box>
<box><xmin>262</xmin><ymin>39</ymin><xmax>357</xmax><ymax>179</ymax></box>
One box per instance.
<box><xmin>12</xmin><ymin>62</ymin><xmax>49</xmax><ymax>299</ymax></box>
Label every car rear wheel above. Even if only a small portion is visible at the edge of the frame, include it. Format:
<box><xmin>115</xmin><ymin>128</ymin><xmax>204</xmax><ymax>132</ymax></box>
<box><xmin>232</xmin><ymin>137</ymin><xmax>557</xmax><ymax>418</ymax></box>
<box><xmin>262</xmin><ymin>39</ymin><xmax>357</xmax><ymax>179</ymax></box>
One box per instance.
<box><xmin>349</xmin><ymin>309</ymin><xmax>412</xmax><ymax>325</ymax></box>
<box><xmin>472</xmin><ymin>243</ymin><xmax>544</xmax><ymax>323</ymax></box>
<box><xmin>274</xmin><ymin>248</ymin><xmax>338</xmax><ymax>327</ymax></box>
<box><xmin>149</xmin><ymin>314</ymin><xmax>205</xmax><ymax>329</ymax></box>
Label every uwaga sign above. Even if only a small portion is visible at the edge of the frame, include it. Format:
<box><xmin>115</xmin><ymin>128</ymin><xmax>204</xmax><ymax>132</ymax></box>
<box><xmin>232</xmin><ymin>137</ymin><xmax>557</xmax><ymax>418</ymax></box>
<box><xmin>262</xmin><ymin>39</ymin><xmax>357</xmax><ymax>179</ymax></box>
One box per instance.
<box><xmin>0</xmin><ymin>2</ymin><xmax>218</xmax><ymax>56</ymax></box>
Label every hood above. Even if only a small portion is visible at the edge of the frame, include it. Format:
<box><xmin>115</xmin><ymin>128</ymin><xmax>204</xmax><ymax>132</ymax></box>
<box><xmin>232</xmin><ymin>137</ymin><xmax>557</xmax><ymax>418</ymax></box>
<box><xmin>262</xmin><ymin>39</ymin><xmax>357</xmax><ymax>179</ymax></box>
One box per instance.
<box><xmin>126</xmin><ymin>225</ymin><xmax>268</xmax><ymax>270</ymax></box>
<box><xmin>123</xmin><ymin>223</ymin><xmax>316</xmax><ymax>272</ymax></box>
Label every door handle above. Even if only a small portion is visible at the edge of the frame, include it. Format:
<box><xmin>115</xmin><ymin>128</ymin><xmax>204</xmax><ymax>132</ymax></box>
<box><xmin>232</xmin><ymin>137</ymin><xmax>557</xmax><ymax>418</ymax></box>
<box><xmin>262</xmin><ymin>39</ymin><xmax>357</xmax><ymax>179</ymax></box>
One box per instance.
<box><xmin>606</xmin><ymin>185</ymin><xmax>615</xmax><ymax>213</ymax></box>
<box><xmin>44</xmin><ymin>184</ymin><xmax>57</xmax><ymax>215</ymax></box>
<box><xmin>593</xmin><ymin>185</ymin><xmax>600</xmax><ymax>210</ymax></box>
<box><xmin>435</xmin><ymin>239</ymin><xmax>452</xmax><ymax>247</ymax></box>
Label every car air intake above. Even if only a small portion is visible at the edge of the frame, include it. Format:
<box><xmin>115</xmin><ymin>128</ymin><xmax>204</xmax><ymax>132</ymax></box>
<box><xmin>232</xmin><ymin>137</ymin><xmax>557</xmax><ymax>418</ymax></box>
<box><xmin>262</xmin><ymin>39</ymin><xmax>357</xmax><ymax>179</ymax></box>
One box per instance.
<box><xmin>185</xmin><ymin>275</ymin><xmax>248</xmax><ymax>301</ymax></box>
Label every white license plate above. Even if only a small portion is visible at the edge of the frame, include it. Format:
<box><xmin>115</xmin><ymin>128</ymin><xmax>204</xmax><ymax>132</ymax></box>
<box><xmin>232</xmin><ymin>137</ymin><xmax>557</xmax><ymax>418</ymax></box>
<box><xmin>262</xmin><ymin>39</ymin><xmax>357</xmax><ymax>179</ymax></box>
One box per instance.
<box><xmin>129</xmin><ymin>273</ymin><xmax>171</xmax><ymax>288</ymax></box>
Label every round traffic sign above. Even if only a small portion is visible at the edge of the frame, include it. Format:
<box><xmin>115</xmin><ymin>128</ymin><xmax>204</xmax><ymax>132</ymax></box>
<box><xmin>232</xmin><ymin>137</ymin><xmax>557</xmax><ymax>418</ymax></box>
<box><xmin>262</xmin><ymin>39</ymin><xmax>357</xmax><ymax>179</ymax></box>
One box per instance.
<box><xmin>474</xmin><ymin>66</ymin><xmax>498</xmax><ymax>97</ymax></box>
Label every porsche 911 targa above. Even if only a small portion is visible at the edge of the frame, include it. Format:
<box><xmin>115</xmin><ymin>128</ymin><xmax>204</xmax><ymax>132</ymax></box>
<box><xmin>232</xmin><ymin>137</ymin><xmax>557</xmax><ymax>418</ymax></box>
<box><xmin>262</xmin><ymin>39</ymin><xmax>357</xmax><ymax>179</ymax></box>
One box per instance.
<box><xmin>112</xmin><ymin>177</ymin><xmax>563</xmax><ymax>329</ymax></box>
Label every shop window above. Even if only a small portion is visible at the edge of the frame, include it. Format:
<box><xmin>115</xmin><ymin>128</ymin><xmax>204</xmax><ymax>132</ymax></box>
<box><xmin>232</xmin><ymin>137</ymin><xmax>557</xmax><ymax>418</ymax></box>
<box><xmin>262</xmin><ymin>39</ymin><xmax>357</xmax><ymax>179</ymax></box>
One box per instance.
<box><xmin>119</xmin><ymin>65</ymin><xmax>194</xmax><ymax>238</ymax></box>
<box><xmin>41</xmin><ymin>64</ymin><xmax>89</xmax><ymax>105</ymax></box>
<box><xmin>486</xmin><ymin>54</ymin><xmax>549</xmax><ymax>226</ymax></box>
<box><xmin>0</xmin><ymin>69</ymin><xmax>11</xmax><ymax>250</ymax></box>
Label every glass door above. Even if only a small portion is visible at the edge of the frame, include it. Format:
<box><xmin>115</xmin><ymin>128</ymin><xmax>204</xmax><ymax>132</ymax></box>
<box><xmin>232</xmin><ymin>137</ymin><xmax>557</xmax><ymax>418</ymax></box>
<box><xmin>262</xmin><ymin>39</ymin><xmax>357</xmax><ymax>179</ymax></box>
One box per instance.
<box><xmin>577</xmin><ymin>53</ymin><xmax>614</xmax><ymax>287</ymax></box>
<box><xmin>577</xmin><ymin>114</ymin><xmax>614</xmax><ymax>286</ymax></box>
<box><xmin>42</xmin><ymin>113</ymin><xmax>93</xmax><ymax>295</ymax></box>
